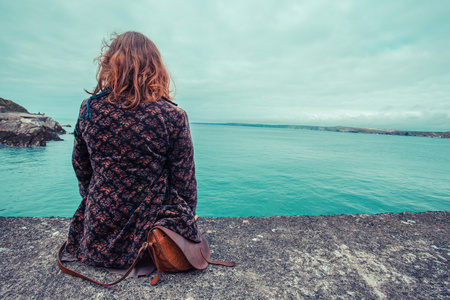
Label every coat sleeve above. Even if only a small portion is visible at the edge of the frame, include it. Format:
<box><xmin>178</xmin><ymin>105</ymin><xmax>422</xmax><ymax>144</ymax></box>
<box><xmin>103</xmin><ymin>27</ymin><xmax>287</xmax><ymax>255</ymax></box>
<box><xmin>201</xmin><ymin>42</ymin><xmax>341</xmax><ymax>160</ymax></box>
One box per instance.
<box><xmin>168</xmin><ymin>110</ymin><xmax>198</xmax><ymax>215</ymax></box>
<box><xmin>72</xmin><ymin>105</ymin><xmax>93</xmax><ymax>200</ymax></box>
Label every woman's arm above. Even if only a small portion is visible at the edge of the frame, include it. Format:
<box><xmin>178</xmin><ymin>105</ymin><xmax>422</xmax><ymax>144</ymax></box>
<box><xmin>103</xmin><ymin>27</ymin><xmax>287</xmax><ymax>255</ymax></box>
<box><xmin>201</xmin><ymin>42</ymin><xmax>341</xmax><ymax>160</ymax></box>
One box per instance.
<box><xmin>72</xmin><ymin>110</ymin><xmax>93</xmax><ymax>200</ymax></box>
<box><xmin>168</xmin><ymin>110</ymin><xmax>197</xmax><ymax>215</ymax></box>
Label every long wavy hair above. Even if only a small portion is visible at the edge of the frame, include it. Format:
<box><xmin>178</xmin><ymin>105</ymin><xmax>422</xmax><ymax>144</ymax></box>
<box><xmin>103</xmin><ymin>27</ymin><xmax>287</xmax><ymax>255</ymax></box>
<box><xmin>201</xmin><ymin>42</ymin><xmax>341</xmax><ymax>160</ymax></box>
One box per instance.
<box><xmin>89</xmin><ymin>31</ymin><xmax>173</xmax><ymax>109</ymax></box>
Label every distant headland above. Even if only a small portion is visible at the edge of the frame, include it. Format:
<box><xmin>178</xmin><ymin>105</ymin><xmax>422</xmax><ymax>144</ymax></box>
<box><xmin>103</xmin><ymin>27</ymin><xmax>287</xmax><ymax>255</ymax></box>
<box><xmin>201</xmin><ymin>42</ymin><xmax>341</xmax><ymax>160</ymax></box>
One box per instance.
<box><xmin>195</xmin><ymin>123</ymin><xmax>450</xmax><ymax>139</ymax></box>
<box><xmin>0</xmin><ymin>97</ymin><xmax>66</xmax><ymax>147</ymax></box>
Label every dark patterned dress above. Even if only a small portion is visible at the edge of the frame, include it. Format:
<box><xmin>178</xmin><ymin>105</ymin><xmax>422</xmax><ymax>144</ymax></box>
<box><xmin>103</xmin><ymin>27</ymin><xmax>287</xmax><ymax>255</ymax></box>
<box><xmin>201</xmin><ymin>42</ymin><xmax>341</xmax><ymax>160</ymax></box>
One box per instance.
<box><xmin>65</xmin><ymin>92</ymin><xmax>199</xmax><ymax>268</ymax></box>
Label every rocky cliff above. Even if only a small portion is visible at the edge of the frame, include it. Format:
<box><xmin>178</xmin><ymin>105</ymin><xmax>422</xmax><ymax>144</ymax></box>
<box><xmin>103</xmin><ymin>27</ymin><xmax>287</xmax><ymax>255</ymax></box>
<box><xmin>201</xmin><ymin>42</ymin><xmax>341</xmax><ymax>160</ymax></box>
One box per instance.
<box><xmin>0</xmin><ymin>112</ymin><xmax>66</xmax><ymax>147</ymax></box>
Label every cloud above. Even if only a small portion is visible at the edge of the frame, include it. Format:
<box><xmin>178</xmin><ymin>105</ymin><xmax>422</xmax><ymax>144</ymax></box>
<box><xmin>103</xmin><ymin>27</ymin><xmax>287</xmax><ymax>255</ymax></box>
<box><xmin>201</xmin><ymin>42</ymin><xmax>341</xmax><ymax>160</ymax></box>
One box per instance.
<box><xmin>0</xmin><ymin>0</ymin><xmax>449</xmax><ymax>130</ymax></box>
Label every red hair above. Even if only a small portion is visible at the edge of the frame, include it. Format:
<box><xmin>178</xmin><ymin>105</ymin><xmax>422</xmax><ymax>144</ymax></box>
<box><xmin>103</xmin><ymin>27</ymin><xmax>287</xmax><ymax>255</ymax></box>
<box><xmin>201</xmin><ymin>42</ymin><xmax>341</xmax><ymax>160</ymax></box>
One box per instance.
<box><xmin>89</xmin><ymin>31</ymin><xmax>173</xmax><ymax>109</ymax></box>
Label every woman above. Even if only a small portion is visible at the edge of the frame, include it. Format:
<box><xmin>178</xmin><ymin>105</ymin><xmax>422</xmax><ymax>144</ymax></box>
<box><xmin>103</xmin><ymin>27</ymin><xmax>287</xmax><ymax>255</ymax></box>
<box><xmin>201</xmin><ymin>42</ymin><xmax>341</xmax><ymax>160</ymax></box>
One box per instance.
<box><xmin>63</xmin><ymin>31</ymin><xmax>199</xmax><ymax>274</ymax></box>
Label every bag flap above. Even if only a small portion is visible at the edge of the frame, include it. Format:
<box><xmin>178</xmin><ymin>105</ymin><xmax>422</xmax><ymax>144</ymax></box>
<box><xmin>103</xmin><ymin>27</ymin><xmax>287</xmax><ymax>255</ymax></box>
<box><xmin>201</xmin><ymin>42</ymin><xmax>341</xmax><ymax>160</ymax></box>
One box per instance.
<box><xmin>152</xmin><ymin>226</ymin><xmax>210</xmax><ymax>270</ymax></box>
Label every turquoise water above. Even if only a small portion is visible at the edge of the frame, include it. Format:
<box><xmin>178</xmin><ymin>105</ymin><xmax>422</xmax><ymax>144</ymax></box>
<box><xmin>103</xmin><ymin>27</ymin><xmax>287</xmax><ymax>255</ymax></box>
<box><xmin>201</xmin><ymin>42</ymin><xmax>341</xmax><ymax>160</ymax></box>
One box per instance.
<box><xmin>1</xmin><ymin>123</ymin><xmax>449</xmax><ymax>217</ymax></box>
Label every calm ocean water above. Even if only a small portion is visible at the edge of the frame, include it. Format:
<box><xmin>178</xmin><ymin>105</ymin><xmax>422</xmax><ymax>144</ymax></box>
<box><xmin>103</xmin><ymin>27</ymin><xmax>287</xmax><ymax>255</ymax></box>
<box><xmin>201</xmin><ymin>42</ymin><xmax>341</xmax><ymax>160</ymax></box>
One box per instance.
<box><xmin>1</xmin><ymin>123</ymin><xmax>449</xmax><ymax>217</ymax></box>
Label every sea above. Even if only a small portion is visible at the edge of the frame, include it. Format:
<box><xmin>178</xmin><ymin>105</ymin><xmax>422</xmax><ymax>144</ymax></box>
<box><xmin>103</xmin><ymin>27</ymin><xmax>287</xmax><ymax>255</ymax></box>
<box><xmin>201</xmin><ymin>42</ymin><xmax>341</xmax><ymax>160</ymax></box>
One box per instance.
<box><xmin>1</xmin><ymin>121</ymin><xmax>449</xmax><ymax>218</ymax></box>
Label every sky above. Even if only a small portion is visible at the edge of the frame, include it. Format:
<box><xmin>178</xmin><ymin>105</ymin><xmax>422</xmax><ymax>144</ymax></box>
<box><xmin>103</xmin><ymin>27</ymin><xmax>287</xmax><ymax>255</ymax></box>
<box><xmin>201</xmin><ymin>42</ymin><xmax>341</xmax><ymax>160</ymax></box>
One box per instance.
<box><xmin>1</xmin><ymin>0</ymin><xmax>449</xmax><ymax>131</ymax></box>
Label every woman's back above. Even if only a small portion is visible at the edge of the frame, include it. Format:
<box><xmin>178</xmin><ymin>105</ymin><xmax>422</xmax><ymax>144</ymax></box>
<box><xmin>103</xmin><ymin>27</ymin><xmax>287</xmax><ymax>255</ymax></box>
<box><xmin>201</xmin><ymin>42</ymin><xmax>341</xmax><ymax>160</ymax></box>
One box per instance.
<box><xmin>67</xmin><ymin>91</ymin><xmax>199</xmax><ymax>268</ymax></box>
<box><xmin>82</xmin><ymin>95</ymin><xmax>179</xmax><ymax>186</ymax></box>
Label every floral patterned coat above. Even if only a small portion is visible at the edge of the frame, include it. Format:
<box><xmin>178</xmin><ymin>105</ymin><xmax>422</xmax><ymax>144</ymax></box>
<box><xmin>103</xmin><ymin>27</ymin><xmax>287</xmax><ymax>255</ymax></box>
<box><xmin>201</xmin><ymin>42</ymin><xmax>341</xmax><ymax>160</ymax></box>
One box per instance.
<box><xmin>65</xmin><ymin>91</ymin><xmax>199</xmax><ymax>268</ymax></box>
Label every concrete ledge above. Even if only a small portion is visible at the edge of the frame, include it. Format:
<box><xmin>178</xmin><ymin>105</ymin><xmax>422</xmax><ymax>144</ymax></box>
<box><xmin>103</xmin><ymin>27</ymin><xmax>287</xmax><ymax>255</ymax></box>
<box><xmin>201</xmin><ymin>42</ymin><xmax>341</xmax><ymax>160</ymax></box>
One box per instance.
<box><xmin>1</xmin><ymin>212</ymin><xmax>449</xmax><ymax>299</ymax></box>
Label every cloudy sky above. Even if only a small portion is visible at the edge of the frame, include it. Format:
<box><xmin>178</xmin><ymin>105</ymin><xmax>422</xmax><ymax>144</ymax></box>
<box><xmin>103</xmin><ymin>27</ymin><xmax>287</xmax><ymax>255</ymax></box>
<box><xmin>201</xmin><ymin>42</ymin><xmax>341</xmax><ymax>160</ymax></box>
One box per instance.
<box><xmin>1</xmin><ymin>0</ymin><xmax>449</xmax><ymax>130</ymax></box>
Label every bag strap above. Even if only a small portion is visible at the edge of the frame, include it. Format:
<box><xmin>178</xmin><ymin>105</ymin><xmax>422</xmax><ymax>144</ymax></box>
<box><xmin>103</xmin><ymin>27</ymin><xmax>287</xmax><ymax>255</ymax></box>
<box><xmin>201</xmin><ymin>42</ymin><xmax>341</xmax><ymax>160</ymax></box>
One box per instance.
<box><xmin>200</xmin><ymin>248</ymin><xmax>235</xmax><ymax>267</ymax></box>
<box><xmin>148</xmin><ymin>242</ymin><xmax>163</xmax><ymax>286</ymax></box>
<box><xmin>57</xmin><ymin>228</ymin><xmax>235</xmax><ymax>286</ymax></box>
<box><xmin>57</xmin><ymin>241</ymin><xmax>148</xmax><ymax>286</ymax></box>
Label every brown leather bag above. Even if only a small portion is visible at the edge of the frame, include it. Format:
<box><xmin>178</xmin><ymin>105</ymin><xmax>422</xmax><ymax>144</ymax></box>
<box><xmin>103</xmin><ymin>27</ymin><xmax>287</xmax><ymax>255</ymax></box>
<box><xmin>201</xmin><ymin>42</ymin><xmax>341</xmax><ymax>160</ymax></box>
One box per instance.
<box><xmin>57</xmin><ymin>226</ymin><xmax>235</xmax><ymax>286</ymax></box>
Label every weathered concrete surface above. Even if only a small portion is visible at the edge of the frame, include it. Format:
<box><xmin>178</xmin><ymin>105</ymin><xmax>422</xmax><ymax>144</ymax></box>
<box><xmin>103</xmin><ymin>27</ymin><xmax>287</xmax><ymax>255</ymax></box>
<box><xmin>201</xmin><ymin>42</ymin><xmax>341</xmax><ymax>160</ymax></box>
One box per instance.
<box><xmin>0</xmin><ymin>212</ymin><xmax>449</xmax><ymax>299</ymax></box>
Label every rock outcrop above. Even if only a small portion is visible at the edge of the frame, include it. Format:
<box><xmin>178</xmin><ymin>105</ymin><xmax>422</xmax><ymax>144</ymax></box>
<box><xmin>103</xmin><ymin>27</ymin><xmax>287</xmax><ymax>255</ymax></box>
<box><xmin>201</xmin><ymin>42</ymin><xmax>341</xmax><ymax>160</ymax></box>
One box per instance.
<box><xmin>0</xmin><ymin>112</ymin><xmax>66</xmax><ymax>147</ymax></box>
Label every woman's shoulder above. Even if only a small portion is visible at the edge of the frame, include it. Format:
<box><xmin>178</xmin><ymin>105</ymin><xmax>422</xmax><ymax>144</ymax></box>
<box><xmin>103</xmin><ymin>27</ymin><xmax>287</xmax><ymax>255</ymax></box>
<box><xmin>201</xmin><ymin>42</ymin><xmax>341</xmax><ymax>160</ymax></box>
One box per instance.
<box><xmin>152</xmin><ymin>97</ymin><xmax>187</xmax><ymax>116</ymax></box>
<box><xmin>77</xmin><ymin>91</ymin><xmax>111</xmax><ymax>118</ymax></box>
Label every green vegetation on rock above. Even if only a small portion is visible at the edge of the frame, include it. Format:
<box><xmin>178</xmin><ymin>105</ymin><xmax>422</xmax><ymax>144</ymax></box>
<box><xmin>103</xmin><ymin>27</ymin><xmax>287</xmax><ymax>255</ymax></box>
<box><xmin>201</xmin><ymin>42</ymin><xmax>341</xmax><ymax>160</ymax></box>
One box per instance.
<box><xmin>0</xmin><ymin>97</ymin><xmax>29</xmax><ymax>113</ymax></box>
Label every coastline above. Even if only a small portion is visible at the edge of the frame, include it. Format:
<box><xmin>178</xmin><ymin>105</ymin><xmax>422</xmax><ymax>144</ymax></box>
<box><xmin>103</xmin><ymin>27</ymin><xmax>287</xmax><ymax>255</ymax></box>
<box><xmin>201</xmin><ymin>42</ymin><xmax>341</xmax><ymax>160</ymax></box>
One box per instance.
<box><xmin>1</xmin><ymin>211</ymin><xmax>449</xmax><ymax>299</ymax></box>
<box><xmin>195</xmin><ymin>122</ymin><xmax>450</xmax><ymax>139</ymax></box>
